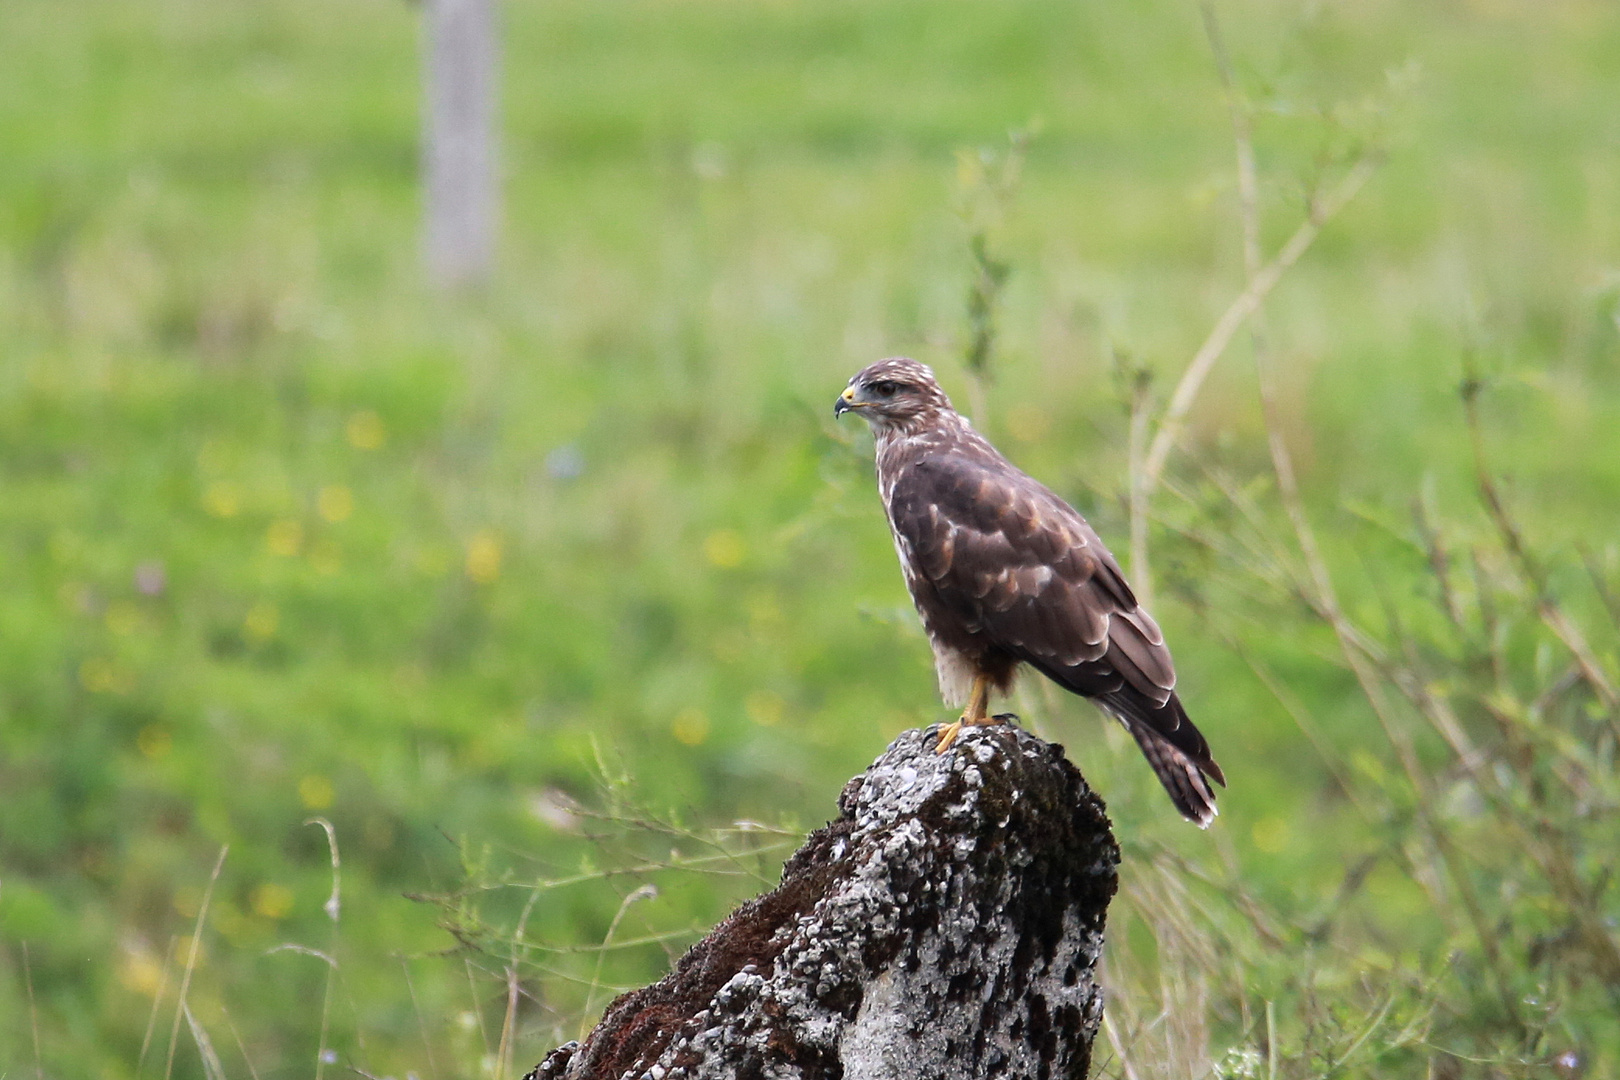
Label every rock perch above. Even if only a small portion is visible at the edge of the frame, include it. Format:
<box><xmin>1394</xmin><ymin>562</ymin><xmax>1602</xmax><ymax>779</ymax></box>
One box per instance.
<box><xmin>527</xmin><ymin>720</ymin><xmax>1120</xmax><ymax>1080</ymax></box>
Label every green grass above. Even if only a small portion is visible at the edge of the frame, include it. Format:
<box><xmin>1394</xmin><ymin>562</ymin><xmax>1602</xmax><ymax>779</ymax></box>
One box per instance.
<box><xmin>2</xmin><ymin>0</ymin><xmax>1619</xmax><ymax>1076</ymax></box>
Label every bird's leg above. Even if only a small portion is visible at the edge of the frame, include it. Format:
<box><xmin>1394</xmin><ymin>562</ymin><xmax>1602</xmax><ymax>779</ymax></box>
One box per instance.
<box><xmin>935</xmin><ymin>674</ymin><xmax>992</xmax><ymax>753</ymax></box>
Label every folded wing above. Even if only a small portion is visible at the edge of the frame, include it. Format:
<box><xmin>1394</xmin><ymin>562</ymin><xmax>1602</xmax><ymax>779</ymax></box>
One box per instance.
<box><xmin>887</xmin><ymin>451</ymin><xmax>1225</xmax><ymax>824</ymax></box>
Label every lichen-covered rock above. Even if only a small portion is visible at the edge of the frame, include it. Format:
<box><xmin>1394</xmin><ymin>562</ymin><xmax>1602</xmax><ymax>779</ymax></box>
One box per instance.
<box><xmin>528</xmin><ymin>719</ymin><xmax>1119</xmax><ymax>1080</ymax></box>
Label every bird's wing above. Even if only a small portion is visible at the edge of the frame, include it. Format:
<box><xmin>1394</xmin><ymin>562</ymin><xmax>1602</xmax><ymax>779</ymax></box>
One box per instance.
<box><xmin>886</xmin><ymin>448</ymin><xmax>1224</xmax><ymax>824</ymax></box>
<box><xmin>886</xmin><ymin>450</ymin><xmax>1175</xmax><ymax>703</ymax></box>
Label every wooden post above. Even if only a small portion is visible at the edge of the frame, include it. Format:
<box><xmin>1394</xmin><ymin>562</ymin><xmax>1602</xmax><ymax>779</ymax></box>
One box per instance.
<box><xmin>423</xmin><ymin>0</ymin><xmax>498</xmax><ymax>288</ymax></box>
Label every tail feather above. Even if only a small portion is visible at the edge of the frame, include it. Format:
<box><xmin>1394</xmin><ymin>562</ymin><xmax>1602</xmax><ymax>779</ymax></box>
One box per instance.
<box><xmin>1099</xmin><ymin>690</ymin><xmax>1225</xmax><ymax>827</ymax></box>
<box><xmin>1122</xmin><ymin>719</ymin><xmax>1220</xmax><ymax>827</ymax></box>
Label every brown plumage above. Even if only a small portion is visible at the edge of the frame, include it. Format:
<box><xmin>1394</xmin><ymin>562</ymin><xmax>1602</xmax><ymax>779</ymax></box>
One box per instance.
<box><xmin>836</xmin><ymin>357</ymin><xmax>1225</xmax><ymax>826</ymax></box>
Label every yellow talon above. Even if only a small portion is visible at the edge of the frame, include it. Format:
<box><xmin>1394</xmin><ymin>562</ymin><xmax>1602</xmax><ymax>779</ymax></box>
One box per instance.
<box><xmin>936</xmin><ymin>674</ymin><xmax>992</xmax><ymax>753</ymax></box>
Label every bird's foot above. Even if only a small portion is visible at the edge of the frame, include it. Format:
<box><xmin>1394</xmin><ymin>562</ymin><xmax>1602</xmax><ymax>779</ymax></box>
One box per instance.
<box><xmin>936</xmin><ymin>710</ymin><xmax>1012</xmax><ymax>753</ymax></box>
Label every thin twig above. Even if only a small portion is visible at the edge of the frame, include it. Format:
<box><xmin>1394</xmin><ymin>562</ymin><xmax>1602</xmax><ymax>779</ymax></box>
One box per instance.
<box><xmin>1320</xmin><ymin>987</ymin><xmax>1399</xmax><ymax>1078</ymax></box>
<box><xmin>1413</xmin><ymin>492</ymin><xmax>1468</xmax><ymax>632</ymax></box>
<box><xmin>1141</xmin><ymin>156</ymin><xmax>1380</xmax><ymax>490</ymax></box>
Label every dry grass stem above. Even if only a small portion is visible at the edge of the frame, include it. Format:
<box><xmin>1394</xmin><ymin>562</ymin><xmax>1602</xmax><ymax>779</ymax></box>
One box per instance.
<box><xmin>401</xmin><ymin>956</ymin><xmax>441</xmax><ymax>1080</ymax></box>
<box><xmin>24</xmin><ymin>942</ymin><xmax>44</xmax><ymax>1080</ymax></box>
<box><xmin>579</xmin><ymin>883</ymin><xmax>660</xmax><ymax>1040</ymax></box>
<box><xmin>465</xmin><ymin>956</ymin><xmax>493</xmax><ymax>1060</ymax></box>
<box><xmin>165</xmin><ymin>845</ymin><xmax>229</xmax><ymax>1080</ymax></box>
<box><xmin>1141</xmin><ymin>155</ymin><xmax>1380</xmax><ymax>492</ymax></box>
<box><xmin>496</xmin><ymin>884</ymin><xmax>548</xmax><ymax>1079</ymax></box>
<box><xmin>221</xmin><ymin>1004</ymin><xmax>264</xmax><ymax>1080</ymax></box>
<box><xmin>136</xmin><ymin>936</ymin><xmax>178</xmax><ymax>1077</ymax></box>
<box><xmin>1265</xmin><ymin>998</ymin><xmax>1277</xmax><ymax>1080</ymax></box>
<box><xmin>1125</xmin><ymin>360</ymin><xmax>1155</xmax><ymax>605</ymax></box>
<box><xmin>1230</xmin><ymin>635</ymin><xmax>1374</xmax><ymax>819</ymax></box>
<box><xmin>1462</xmin><ymin>380</ymin><xmax>1620</xmax><ymax>719</ymax></box>
<box><xmin>307</xmin><ymin>819</ymin><xmax>342</xmax><ymax>1080</ymax></box>
<box><xmin>182</xmin><ymin>1002</ymin><xmax>229</xmax><ymax>1080</ymax></box>
<box><xmin>1101</xmin><ymin>1008</ymin><xmax>1145</xmax><ymax>1080</ymax></box>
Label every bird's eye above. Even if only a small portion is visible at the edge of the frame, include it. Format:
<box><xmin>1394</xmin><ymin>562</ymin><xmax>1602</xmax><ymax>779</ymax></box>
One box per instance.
<box><xmin>870</xmin><ymin>380</ymin><xmax>900</xmax><ymax>397</ymax></box>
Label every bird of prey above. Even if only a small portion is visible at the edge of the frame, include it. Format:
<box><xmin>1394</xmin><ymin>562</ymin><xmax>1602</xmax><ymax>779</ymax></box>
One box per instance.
<box><xmin>835</xmin><ymin>357</ymin><xmax>1225</xmax><ymax>825</ymax></box>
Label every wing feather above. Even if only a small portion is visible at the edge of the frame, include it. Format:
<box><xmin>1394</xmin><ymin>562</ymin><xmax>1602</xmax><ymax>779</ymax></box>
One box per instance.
<box><xmin>890</xmin><ymin>453</ymin><xmax>1143</xmax><ymax>672</ymax></box>
<box><xmin>1109</xmin><ymin>608</ymin><xmax>1176</xmax><ymax>704</ymax></box>
<box><xmin>885</xmin><ymin>447</ymin><xmax>1223</xmax><ymax>823</ymax></box>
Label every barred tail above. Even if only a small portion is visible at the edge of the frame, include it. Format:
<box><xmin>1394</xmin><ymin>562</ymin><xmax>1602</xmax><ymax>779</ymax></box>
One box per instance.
<box><xmin>1099</xmin><ymin>691</ymin><xmax>1225</xmax><ymax>828</ymax></box>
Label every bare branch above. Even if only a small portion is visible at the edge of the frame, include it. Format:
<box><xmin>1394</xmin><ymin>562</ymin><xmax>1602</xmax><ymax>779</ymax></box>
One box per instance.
<box><xmin>1142</xmin><ymin>156</ymin><xmax>1380</xmax><ymax>490</ymax></box>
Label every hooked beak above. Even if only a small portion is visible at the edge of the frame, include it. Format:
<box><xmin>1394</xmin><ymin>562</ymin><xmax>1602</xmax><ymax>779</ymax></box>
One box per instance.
<box><xmin>834</xmin><ymin>385</ymin><xmax>860</xmax><ymax>417</ymax></box>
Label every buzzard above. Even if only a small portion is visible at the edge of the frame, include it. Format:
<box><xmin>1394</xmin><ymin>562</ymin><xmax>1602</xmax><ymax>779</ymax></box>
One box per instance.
<box><xmin>835</xmin><ymin>357</ymin><xmax>1225</xmax><ymax>825</ymax></box>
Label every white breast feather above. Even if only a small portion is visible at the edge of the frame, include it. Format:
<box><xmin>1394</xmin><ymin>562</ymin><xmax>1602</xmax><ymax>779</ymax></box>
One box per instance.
<box><xmin>931</xmin><ymin>640</ymin><xmax>977</xmax><ymax>709</ymax></box>
<box><xmin>877</xmin><ymin>434</ymin><xmax>981</xmax><ymax>708</ymax></box>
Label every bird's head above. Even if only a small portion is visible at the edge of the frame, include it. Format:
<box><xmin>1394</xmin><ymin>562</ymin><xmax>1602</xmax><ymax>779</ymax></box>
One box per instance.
<box><xmin>834</xmin><ymin>357</ymin><xmax>954</xmax><ymax>433</ymax></box>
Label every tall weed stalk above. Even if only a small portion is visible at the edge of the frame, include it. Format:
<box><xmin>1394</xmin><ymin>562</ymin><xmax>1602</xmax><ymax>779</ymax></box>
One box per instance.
<box><xmin>1100</xmin><ymin>9</ymin><xmax>1618</xmax><ymax>1077</ymax></box>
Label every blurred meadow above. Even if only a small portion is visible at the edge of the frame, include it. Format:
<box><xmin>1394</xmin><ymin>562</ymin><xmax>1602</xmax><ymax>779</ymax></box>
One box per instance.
<box><xmin>3</xmin><ymin>0</ymin><xmax>1620</xmax><ymax>1076</ymax></box>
